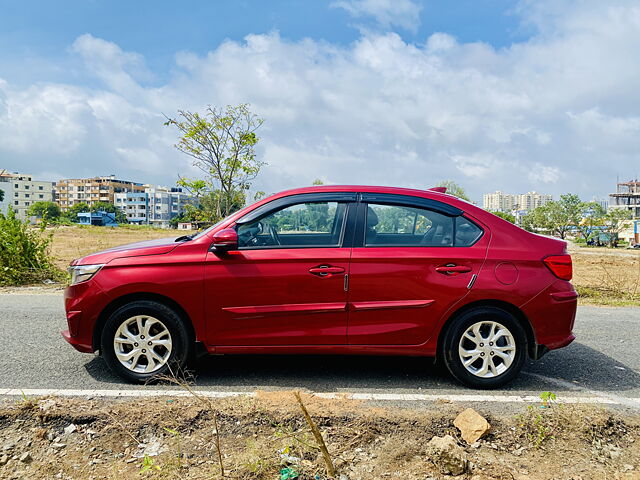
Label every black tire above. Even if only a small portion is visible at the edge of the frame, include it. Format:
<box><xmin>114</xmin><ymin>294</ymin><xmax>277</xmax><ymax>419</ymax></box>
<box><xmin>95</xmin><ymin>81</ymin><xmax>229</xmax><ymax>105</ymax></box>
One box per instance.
<box><xmin>101</xmin><ymin>300</ymin><xmax>191</xmax><ymax>383</ymax></box>
<box><xmin>441</xmin><ymin>307</ymin><xmax>527</xmax><ymax>389</ymax></box>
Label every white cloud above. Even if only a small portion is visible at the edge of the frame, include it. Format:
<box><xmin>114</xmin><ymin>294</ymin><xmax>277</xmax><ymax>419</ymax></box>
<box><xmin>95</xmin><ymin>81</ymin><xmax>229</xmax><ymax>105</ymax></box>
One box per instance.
<box><xmin>332</xmin><ymin>0</ymin><xmax>422</xmax><ymax>32</ymax></box>
<box><xmin>528</xmin><ymin>164</ymin><xmax>561</xmax><ymax>184</ymax></box>
<box><xmin>1</xmin><ymin>1</ymin><xmax>639</xmax><ymax>202</ymax></box>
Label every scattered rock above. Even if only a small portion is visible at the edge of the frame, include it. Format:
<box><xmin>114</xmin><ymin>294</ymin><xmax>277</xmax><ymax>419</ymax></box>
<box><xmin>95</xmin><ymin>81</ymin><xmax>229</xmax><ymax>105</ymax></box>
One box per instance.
<box><xmin>52</xmin><ymin>443</ymin><xmax>67</xmax><ymax>450</ymax></box>
<box><xmin>280</xmin><ymin>453</ymin><xmax>301</xmax><ymax>465</ymax></box>
<box><xmin>603</xmin><ymin>444</ymin><xmax>622</xmax><ymax>460</ymax></box>
<box><xmin>512</xmin><ymin>446</ymin><xmax>525</xmax><ymax>456</ymax></box>
<box><xmin>0</xmin><ymin>454</ymin><xmax>8</xmax><ymax>466</ymax></box>
<box><xmin>426</xmin><ymin>435</ymin><xmax>468</xmax><ymax>476</ymax></box>
<box><xmin>134</xmin><ymin>437</ymin><xmax>165</xmax><ymax>458</ymax></box>
<box><xmin>19</xmin><ymin>452</ymin><xmax>32</xmax><ymax>463</ymax></box>
<box><xmin>64</xmin><ymin>424</ymin><xmax>77</xmax><ymax>435</ymax></box>
<box><xmin>454</xmin><ymin>408</ymin><xmax>491</xmax><ymax>444</ymax></box>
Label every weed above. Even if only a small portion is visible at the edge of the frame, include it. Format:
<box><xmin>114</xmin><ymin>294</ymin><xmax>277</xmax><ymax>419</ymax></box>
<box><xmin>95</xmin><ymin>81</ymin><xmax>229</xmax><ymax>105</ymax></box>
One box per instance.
<box><xmin>163</xmin><ymin>427</ymin><xmax>183</xmax><ymax>469</ymax></box>
<box><xmin>0</xmin><ymin>207</ymin><xmax>65</xmax><ymax>285</ymax></box>
<box><xmin>540</xmin><ymin>391</ymin><xmax>557</xmax><ymax>407</ymax></box>
<box><xmin>16</xmin><ymin>391</ymin><xmax>39</xmax><ymax>412</ymax></box>
<box><xmin>140</xmin><ymin>454</ymin><xmax>161</xmax><ymax>474</ymax></box>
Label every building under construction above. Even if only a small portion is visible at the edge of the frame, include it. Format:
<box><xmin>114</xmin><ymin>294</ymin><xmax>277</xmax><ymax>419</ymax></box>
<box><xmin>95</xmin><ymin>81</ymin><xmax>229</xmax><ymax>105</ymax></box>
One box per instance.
<box><xmin>610</xmin><ymin>179</ymin><xmax>640</xmax><ymax>219</ymax></box>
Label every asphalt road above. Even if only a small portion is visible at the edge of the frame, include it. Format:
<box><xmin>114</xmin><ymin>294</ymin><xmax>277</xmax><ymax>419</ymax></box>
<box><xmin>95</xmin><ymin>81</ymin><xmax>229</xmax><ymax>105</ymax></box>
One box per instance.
<box><xmin>1</xmin><ymin>294</ymin><xmax>639</xmax><ymax>407</ymax></box>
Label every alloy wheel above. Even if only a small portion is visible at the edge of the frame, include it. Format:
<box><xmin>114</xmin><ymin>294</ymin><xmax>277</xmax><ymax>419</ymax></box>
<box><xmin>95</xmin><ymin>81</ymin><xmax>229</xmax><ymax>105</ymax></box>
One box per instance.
<box><xmin>113</xmin><ymin>315</ymin><xmax>172</xmax><ymax>374</ymax></box>
<box><xmin>458</xmin><ymin>320</ymin><xmax>516</xmax><ymax>378</ymax></box>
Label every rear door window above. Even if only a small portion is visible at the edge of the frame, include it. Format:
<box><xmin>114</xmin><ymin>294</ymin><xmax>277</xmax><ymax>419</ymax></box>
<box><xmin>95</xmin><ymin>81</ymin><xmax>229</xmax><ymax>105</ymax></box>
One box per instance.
<box><xmin>364</xmin><ymin>203</ymin><xmax>482</xmax><ymax>247</ymax></box>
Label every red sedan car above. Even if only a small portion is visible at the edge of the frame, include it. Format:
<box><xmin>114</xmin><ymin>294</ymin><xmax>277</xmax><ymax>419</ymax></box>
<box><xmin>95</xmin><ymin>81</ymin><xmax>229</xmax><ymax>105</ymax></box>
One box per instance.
<box><xmin>63</xmin><ymin>185</ymin><xmax>577</xmax><ymax>388</ymax></box>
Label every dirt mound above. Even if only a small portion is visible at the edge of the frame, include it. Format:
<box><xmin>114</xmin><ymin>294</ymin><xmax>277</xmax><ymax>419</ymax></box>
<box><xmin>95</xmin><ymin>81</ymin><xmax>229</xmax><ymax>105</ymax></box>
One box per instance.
<box><xmin>0</xmin><ymin>393</ymin><xmax>638</xmax><ymax>479</ymax></box>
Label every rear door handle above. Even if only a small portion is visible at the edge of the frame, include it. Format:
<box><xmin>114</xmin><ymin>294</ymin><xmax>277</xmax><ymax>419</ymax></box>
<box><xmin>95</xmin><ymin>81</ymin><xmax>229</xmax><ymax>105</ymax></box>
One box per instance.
<box><xmin>435</xmin><ymin>264</ymin><xmax>472</xmax><ymax>275</ymax></box>
<box><xmin>309</xmin><ymin>265</ymin><xmax>345</xmax><ymax>277</ymax></box>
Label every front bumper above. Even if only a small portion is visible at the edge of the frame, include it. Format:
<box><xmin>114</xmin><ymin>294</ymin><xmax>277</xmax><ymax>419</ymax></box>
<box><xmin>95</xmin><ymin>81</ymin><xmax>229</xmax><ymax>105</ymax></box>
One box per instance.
<box><xmin>62</xmin><ymin>281</ymin><xmax>109</xmax><ymax>353</ymax></box>
<box><xmin>61</xmin><ymin>329</ymin><xmax>94</xmax><ymax>353</ymax></box>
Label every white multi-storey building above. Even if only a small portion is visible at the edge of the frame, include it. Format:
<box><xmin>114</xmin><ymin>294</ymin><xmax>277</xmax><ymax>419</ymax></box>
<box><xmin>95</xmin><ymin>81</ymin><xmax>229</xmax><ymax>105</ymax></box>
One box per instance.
<box><xmin>0</xmin><ymin>169</ymin><xmax>54</xmax><ymax>220</ymax></box>
<box><xmin>517</xmin><ymin>192</ymin><xmax>553</xmax><ymax>211</ymax></box>
<box><xmin>483</xmin><ymin>190</ymin><xmax>552</xmax><ymax>213</ymax></box>
<box><xmin>115</xmin><ymin>186</ymin><xmax>196</xmax><ymax>227</ymax></box>
<box><xmin>482</xmin><ymin>191</ymin><xmax>516</xmax><ymax>212</ymax></box>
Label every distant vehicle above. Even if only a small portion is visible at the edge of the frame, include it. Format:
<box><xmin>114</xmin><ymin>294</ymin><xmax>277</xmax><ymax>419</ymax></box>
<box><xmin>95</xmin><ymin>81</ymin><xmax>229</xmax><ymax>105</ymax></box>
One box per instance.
<box><xmin>63</xmin><ymin>185</ymin><xmax>577</xmax><ymax>388</ymax></box>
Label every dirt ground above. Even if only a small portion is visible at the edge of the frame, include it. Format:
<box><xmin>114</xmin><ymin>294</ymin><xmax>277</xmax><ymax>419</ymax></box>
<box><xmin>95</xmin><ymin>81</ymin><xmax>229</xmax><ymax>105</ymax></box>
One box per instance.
<box><xmin>49</xmin><ymin>226</ymin><xmax>175</xmax><ymax>270</ymax></box>
<box><xmin>0</xmin><ymin>392</ymin><xmax>638</xmax><ymax>480</ymax></box>
<box><xmin>569</xmin><ymin>244</ymin><xmax>640</xmax><ymax>306</ymax></box>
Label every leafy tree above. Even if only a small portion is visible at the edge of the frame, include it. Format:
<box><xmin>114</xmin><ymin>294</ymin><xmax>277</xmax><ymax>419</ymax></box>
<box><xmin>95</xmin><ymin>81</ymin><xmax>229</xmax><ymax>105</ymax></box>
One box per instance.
<box><xmin>435</xmin><ymin>180</ymin><xmax>470</xmax><ymax>201</ymax></box>
<box><xmin>576</xmin><ymin>202</ymin><xmax>606</xmax><ymax>241</ymax></box>
<box><xmin>601</xmin><ymin>208</ymin><xmax>631</xmax><ymax>247</ymax></box>
<box><xmin>64</xmin><ymin>202</ymin><xmax>90</xmax><ymax>223</ymax></box>
<box><xmin>0</xmin><ymin>189</ymin><xmax>4</xmax><ymax>202</ymax></box>
<box><xmin>27</xmin><ymin>201</ymin><xmax>61</xmax><ymax>220</ymax></box>
<box><xmin>253</xmin><ymin>190</ymin><xmax>267</xmax><ymax>201</ymax></box>
<box><xmin>521</xmin><ymin>194</ymin><xmax>582</xmax><ymax>239</ymax></box>
<box><xmin>557</xmin><ymin>193</ymin><xmax>583</xmax><ymax>230</ymax></box>
<box><xmin>312</xmin><ymin>178</ymin><xmax>325</xmax><ymax>186</ymax></box>
<box><xmin>166</xmin><ymin>103</ymin><xmax>265</xmax><ymax>221</ymax></box>
<box><xmin>490</xmin><ymin>211</ymin><xmax>516</xmax><ymax>223</ymax></box>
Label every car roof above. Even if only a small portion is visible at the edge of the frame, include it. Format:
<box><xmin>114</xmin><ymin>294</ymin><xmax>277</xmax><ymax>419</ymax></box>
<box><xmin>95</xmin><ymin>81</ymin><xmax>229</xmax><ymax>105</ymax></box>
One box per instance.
<box><xmin>270</xmin><ymin>184</ymin><xmax>451</xmax><ymax>200</ymax></box>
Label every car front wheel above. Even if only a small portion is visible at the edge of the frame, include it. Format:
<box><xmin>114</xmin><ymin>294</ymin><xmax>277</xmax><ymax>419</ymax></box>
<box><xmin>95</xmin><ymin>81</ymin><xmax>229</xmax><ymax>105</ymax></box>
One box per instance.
<box><xmin>441</xmin><ymin>307</ymin><xmax>527</xmax><ymax>389</ymax></box>
<box><xmin>101</xmin><ymin>300</ymin><xmax>191</xmax><ymax>383</ymax></box>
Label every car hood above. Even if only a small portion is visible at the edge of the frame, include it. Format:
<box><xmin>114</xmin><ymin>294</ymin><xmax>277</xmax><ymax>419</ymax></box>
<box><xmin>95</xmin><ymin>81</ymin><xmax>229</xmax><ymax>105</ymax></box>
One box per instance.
<box><xmin>71</xmin><ymin>237</ymin><xmax>181</xmax><ymax>266</ymax></box>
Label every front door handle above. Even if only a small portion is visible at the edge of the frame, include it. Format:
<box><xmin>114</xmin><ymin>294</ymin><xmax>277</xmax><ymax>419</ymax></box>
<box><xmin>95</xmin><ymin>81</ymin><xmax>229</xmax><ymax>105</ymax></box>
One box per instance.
<box><xmin>435</xmin><ymin>264</ymin><xmax>472</xmax><ymax>275</ymax></box>
<box><xmin>309</xmin><ymin>265</ymin><xmax>345</xmax><ymax>277</ymax></box>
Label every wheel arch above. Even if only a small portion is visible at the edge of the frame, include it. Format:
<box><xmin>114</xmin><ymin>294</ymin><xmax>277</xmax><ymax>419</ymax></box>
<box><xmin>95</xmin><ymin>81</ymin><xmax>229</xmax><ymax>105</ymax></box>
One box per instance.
<box><xmin>437</xmin><ymin>299</ymin><xmax>537</xmax><ymax>360</ymax></box>
<box><xmin>92</xmin><ymin>292</ymin><xmax>196</xmax><ymax>352</ymax></box>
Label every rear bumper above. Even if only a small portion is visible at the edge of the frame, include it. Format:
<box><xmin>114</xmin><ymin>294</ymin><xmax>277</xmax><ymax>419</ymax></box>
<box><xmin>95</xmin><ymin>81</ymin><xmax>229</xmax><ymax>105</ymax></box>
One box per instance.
<box><xmin>522</xmin><ymin>280</ymin><xmax>578</xmax><ymax>355</ymax></box>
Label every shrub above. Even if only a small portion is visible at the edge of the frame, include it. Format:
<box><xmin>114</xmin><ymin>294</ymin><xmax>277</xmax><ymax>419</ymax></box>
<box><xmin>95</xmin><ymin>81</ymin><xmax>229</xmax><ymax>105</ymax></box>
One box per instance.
<box><xmin>0</xmin><ymin>208</ymin><xmax>64</xmax><ymax>285</ymax></box>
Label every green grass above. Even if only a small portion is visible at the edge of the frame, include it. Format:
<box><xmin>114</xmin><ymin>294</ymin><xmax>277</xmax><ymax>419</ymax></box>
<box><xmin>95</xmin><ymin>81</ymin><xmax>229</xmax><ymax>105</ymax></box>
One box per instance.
<box><xmin>576</xmin><ymin>285</ymin><xmax>640</xmax><ymax>307</ymax></box>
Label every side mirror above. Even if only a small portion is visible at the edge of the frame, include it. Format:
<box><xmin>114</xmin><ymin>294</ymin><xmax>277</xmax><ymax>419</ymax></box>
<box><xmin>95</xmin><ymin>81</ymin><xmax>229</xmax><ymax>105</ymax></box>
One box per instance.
<box><xmin>210</xmin><ymin>228</ymin><xmax>238</xmax><ymax>252</ymax></box>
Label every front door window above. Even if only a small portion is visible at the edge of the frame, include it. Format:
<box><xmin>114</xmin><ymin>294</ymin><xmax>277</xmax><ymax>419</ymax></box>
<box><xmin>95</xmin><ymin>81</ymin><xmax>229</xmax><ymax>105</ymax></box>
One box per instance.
<box><xmin>237</xmin><ymin>201</ymin><xmax>347</xmax><ymax>248</ymax></box>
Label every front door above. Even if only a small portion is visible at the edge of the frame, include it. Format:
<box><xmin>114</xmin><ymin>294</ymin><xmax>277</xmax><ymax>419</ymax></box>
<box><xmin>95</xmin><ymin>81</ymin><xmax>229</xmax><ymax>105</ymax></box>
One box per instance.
<box><xmin>204</xmin><ymin>196</ymin><xmax>355</xmax><ymax>346</ymax></box>
<box><xmin>347</xmin><ymin>197</ymin><xmax>489</xmax><ymax>345</ymax></box>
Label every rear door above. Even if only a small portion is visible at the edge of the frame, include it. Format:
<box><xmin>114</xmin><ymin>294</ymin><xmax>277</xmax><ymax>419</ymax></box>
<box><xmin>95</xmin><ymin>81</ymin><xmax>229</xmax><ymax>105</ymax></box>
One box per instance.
<box><xmin>347</xmin><ymin>193</ymin><xmax>489</xmax><ymax>345</ymax></box>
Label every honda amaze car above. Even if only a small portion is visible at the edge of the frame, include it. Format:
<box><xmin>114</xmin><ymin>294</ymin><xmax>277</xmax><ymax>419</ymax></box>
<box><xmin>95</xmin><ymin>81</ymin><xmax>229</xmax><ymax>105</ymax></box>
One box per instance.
<box><xmin>63</xmin><ymin>185</ymin><xmax>577</xmax><ymax>388</ymax></box>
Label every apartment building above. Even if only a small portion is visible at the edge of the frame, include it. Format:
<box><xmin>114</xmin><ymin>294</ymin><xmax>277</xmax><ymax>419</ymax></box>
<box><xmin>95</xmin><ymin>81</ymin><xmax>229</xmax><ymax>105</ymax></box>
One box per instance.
<box><xmin>115</xmin><ymin>186</ymin><xmax>196</xmax><ymax>228</ymax></box>
<box><xmin>609</xmin><ymin>179</ymin><xmax>640</xmax><ymax>219</ymax></box>
<box><xmin>0</xmin><ymin>169</ymin><xmax>54</xmax><ymax>220</ymax></box>
<box><xmin>517</xmin><ymin>192</ymin><xmax>553</xmax><ymax>211</ymax></box>
<box><xmin>482</xmin><ymin>190</ymin><xmax>552</xmax><ymax>212</ymax></box>
<box><xmin>482</xmin><ymin>191</ymin><xmax>516</xmax><ymax>212</ymax></box>
<box><xmin>55</xmin><ymin>175</ymin><xmax>144</xmax><ymax>211</ymax></box>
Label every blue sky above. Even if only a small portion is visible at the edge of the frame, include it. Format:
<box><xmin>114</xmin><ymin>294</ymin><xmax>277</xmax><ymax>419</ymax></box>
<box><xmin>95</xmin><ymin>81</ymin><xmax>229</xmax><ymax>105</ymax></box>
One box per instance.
<box><xmin>0</xmin><ymin>0</ymin><xmax>525</xmax><ymax>86</ymax></box>
<box><xmin>0</xmin><ymin>0</ymin><xmax>638</xmax><ymax>202</ymax></box>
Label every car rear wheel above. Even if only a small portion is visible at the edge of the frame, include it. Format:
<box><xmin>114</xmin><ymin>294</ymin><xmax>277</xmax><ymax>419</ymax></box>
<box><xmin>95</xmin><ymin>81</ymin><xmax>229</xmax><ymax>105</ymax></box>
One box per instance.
<box><xmin>101</xmin><ymin>300</ymin><xmax>191</xmax><ymax>383</ymax></box>
<box><xmin>441</xmin><ymin>307</ymin><xmax>527</xmax><ymax>389</ymax></box>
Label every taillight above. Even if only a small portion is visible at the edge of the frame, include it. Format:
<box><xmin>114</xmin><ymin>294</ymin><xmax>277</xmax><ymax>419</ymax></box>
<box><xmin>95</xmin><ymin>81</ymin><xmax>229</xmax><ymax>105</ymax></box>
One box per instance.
<box><xmin>543</xmin><ymin>255</ymin><xmax>572</xmax><ymax>281</ymax></box>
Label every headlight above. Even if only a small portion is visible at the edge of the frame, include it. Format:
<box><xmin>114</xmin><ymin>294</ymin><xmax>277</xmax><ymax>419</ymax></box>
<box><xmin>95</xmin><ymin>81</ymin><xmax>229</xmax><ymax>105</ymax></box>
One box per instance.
<box><xmin>68</xmin><ymin>264</ymin><xmax>104</xmax><ymax>285</ymax></box>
